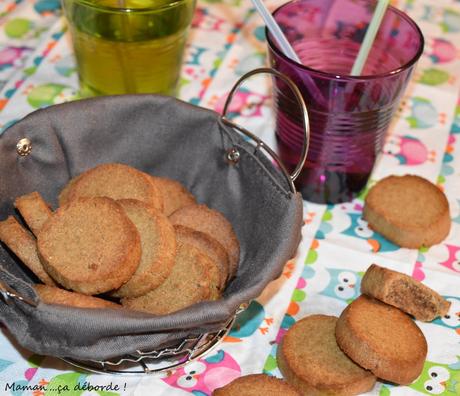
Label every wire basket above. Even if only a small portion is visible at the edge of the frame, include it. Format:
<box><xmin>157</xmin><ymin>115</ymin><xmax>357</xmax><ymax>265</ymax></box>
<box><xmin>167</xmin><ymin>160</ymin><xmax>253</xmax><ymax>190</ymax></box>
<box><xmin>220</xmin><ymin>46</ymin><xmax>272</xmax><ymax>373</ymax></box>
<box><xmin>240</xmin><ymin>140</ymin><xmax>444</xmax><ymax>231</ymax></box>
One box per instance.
<box><xmin>0</xmin><ymin>68</ymin><xmax>309</xmax><ymax>374</ymax></box>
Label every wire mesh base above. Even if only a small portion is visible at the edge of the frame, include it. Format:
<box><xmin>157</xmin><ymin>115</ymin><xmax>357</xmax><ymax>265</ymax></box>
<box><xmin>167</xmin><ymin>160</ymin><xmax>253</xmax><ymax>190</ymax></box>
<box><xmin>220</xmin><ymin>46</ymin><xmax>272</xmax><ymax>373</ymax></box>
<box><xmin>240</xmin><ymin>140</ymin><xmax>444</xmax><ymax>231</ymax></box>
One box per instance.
<box><xmin>61</xmin><ymin>315</ymin><xmax>236</xmax><ymax>375</ymax></box>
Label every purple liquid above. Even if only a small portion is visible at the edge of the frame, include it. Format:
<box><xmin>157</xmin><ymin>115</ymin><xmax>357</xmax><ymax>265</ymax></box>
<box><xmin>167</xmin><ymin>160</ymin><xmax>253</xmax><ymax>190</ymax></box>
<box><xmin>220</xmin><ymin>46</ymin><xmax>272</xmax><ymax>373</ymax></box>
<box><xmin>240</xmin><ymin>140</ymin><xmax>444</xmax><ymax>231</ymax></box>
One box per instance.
<box><xmin>267</xmin><ymin>0</ymin><xmax>424</xmax><ymax>204</ymax></box>
<box><xmin>276</xmin><ymin>39</ymin><xmax>400</xmax><ymax>202</ymax></box>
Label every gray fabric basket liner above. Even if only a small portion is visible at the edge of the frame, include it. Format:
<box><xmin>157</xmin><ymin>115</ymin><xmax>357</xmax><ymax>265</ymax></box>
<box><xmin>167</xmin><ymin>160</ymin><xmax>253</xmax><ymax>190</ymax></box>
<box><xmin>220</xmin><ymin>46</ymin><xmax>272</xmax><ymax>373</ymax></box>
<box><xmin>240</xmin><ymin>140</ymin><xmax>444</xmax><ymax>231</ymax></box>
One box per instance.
<box><xmin>0</xmin><ymin>94</ymin><xmax>303</xmax><ymax>361</ymax></box>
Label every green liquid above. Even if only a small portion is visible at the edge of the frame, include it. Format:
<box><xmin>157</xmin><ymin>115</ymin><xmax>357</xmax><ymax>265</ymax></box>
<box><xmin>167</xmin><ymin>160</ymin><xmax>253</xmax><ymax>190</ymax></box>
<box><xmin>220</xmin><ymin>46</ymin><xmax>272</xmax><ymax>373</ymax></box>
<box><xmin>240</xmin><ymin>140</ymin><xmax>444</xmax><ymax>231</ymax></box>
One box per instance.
<box><xmin>63</xmin><ymin>0</ymin><xmax>196</xmax><ymax>96</ymax></box>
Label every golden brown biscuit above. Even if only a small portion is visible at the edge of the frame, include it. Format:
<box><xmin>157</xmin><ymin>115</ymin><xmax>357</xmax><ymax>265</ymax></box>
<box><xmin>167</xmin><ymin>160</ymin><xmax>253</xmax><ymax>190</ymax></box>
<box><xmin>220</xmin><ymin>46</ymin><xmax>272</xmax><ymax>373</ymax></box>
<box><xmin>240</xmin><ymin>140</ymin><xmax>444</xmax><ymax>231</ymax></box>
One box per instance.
<box><xmin>59</xmin><ymin>163</ymin><xmax>164</xmax><ymax>212</ymax></box>
<box><xmin>174</xmin><ymin>224</ymin><xmax>229</xmax><ymax>290</ymax></box>
<box><xmin>363</xmin><ymin>175</ymin><xmax>450</xmax><ymax>248</ymax></box>
<box><xmin>361</xmin><ymin>264</ymin><xmax>451</xmax><ymax>321</ymax></box>
<box><xmin>111</xmin><ymin>199</ymin><xmax>176</xmax><ymax>298</ymax></box>
<box><xmin>335</xmin><ymin>295</ymin><xmax>427</xmax><ymax>385</ymax></box>
<box><xmin>213</xmin><ymin>374</ymin><xmax>301</xmax><ymax>396</ymax></box>
<box><xmin>169</xmin><ymin>204</ymin><xmax>240</xmax><ymax>279</ymax></box>
<box><xmin>35</xmin><ymin>284</ymin><xmax>120</xmax><ymax>309</ymax></box>
<box><xmin>122</xmin><ymin>241</ymin><xmax>213</xmax><ymax>315</ymax></box>
<box><xmin>277</xmin><ymin>315</ymin><xmax>376</xmax><ymax>395</ymax></box>
<box><xmin>58</xmin><ymin>174</ymin><xmax>82</xmax><ymax>205</ymax></box>
<box><xmin>37</xmin><ymin>197</ymin><xmax>141</xmax><ymax>295</ymax></box>
<box><xmin>152</xmin><ymin>176</ymin><xmax>196</xmax><ymax>216</ymax></box>
<box><xmin>14</xmin><ymin>191</ymin><xmax>52</xmax><ymax>236</ymax></box>
<box><xmin>0</xmin><ymin>216</ymin><xmax>56</xmax><ymax>286</ymax></box>
<box><xmin>204</xmin><ymin>254</ymin><xmax>221</xmax><ymax>300</ymax></box>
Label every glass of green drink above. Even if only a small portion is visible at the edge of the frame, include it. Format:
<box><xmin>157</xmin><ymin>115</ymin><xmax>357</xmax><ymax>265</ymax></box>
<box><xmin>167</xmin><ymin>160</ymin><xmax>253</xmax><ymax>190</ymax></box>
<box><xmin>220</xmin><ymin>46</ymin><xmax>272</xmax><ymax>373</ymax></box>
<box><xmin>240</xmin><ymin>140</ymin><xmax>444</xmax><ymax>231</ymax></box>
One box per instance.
<box><xmin>62</xmin><ymin>0</ymin><xmax>196</xmax><ymax>96</ymax></box>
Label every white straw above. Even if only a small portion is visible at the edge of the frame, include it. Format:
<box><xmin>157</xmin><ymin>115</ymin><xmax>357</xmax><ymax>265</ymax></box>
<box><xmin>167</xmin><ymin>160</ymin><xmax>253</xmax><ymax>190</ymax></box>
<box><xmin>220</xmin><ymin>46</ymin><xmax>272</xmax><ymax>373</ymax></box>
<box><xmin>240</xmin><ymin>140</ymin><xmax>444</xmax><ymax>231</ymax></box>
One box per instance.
<box><xmin>250</xmin><ymin>0</ymin><xmax>301</xmax><ymax>63</ymax></box>
<box><xmin>351</xmin><ymin>0</ymin><xmax>390</xmax><ymax>76</ymax></box>
<box><xmin>251</xmin><ymin>0</ymin><xmax>327</xmax><ymax>105</ymax></box>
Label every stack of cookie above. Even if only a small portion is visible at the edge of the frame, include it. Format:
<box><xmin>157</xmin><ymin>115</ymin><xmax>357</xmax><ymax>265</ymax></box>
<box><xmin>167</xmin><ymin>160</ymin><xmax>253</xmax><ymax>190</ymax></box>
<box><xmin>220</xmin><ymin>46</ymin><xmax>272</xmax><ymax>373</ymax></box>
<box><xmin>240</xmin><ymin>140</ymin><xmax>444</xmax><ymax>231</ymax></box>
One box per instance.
<box><xmin>275</xmin><ymin>264</ymin><xmax>451</xmax><ymax>395</ymax></box>
<box><xmin>0</xmin><ymin>163</ymin><xmax>240</xmax><ymax>315</ymax></box>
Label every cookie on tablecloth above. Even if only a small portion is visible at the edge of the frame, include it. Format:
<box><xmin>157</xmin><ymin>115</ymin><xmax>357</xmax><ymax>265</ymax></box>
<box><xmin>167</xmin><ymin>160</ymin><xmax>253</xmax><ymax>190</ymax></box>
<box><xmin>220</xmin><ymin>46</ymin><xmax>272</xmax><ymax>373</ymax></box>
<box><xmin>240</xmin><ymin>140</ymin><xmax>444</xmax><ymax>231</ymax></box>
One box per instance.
<box><xmin>363</xmin><ymin>175</ymin><xmax>450</xmax><ymax>248</ymax></box>
<box><xmin>335</xmin><ymin>295</ymin><xmax>427</xmax><ymax>385</ymax></box>
<box><xmin>213</xmin><ymin>374</ymin><xmax>300</xmax><ymax>395</ymax></box>
<box><xmin>361</xmin><ymin>264</ymin><xmax>451</xmax><ymax>321</ymax></box>
<box><xmin>277</xmin><ymin>315</ymin><xmax>376</xmax><ymax>395</ymax></box>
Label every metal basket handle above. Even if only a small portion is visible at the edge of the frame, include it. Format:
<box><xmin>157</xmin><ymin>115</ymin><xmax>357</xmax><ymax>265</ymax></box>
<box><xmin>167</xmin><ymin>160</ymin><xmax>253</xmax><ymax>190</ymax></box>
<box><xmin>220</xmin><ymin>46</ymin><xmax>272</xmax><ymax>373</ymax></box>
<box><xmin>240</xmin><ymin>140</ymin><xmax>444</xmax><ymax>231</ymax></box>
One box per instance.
<box><xmin>220</xmin><ymin>67</ymin><xmax>310</xmax><ymax>193</ymax></box>
<box><xmin>0</xmin><ymin>278</ymin><xmax>37</xmax><ymax>307</ymax></box>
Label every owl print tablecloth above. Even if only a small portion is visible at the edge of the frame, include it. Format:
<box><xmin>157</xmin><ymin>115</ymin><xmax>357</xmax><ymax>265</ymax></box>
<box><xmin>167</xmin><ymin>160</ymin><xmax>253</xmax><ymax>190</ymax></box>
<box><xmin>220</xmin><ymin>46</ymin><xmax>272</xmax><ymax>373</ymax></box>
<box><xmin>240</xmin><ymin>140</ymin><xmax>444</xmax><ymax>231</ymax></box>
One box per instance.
<box><xmin>0</xmin><ymin>0</ymin><xmax>459</xmax><ymax>395</ymax></box>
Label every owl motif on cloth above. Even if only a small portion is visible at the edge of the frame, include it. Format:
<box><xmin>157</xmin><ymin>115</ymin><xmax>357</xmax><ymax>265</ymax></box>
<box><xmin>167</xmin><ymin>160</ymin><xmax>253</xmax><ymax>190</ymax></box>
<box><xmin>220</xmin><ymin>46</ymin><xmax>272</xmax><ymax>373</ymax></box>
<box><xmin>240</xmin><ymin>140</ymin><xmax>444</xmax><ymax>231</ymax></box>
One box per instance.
<box><xmin>302</xmin><ymin>266</ymin><xmax>363</xmax><ymax>304</ymax></box>
<box><xmin>319</xmin><ymin>269</ymin><xmax>362</xmax><ymax>302</ymax></box>
<box><xmin>342</xmin><ymin>213</ymin><xmax>399</xmax><ymax>253</ymax></box>
<box><xmin>440</xmin><ymin>245</ymin><xmax>460</xmax><ymax>273</ymax></box>
<box><xmin>410</xmin><ymin>358</ymin><xmax>460</xmax><ymax>395</ymax></box>
<box><xmin>383</xmin><ymin>135</ymin><xmax>434</xmax><ymax>165</ymax></box>
<box><xmin>432</xmin><ymin>297</ymin><xmax>460</xmax><ymax>334</ymax></box>
<box><xmin>162</xmin><ymin>350</ymin><xmax>241</xmax><ymax>395</ymax></box>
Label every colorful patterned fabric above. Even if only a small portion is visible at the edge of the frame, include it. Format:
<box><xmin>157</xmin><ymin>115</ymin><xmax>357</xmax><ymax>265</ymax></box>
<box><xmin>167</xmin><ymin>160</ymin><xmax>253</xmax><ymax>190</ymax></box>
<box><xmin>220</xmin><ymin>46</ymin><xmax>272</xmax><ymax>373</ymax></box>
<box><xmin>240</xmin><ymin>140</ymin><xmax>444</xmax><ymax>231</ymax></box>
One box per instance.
<box><xmin>0</xmin><ymin>0</ymin><xmax>459</xmax><ymax>394</ymax></box>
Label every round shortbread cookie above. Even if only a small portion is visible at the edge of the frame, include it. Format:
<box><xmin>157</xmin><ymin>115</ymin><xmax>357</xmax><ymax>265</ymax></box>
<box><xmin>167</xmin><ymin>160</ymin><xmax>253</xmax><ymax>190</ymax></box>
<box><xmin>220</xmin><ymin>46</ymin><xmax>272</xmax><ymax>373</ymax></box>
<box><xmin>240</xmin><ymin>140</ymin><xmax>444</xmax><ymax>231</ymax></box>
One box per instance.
<box><xmin>0</xmin><ymin>216</ymin><xmax>56</xmax><ymax>286</ymax></box>
<box><xmin>58</xmin><ymin>173</ymin><xmax>82</xmax><ymax>206</ymax></box>
<box><xmin>59</xmin><ymin>163</ymin><xmax>163</xmax><ymax>212</ymax></box>
<box><xmin>363</xmin><ymin>175</ymin><xmax>450</xmax><ymax>248</ymax></box>
<box><xmin>169</xmin><ymin>204</ymin><xmax>240</xmax><ymax>279</ymax></box>
<box><xmin>277</xmin><ymin>315</ymin><xmax>376</xmax><ymax>395</ymax></box>
<box><xmin>151</xmin><ymin>176</ymin><xmax>196</xmax><ymax>216</ymax></box>
<box><xmin>111</xmin><ymin>199</ymin><xmax>177</xmax><ymax>298</ymax></box>
<box><xmin>37</xmin><ymin>197</ymin><xmax>141</xmax><ymax>295</ymax></box>
<box><xmin>213</xmin><ymin>374</ymin><xmax>300</xmax><ymax>396</ymax></box>
<box><xmin>35</xmin><ymin>284</ymin><xmax>120</xmax><ymax>309</ymax></box>
<box><xmin>174</xmin><ymin>224</ymin><xmax>230</xmax><ymax>290</ymax></box>
<box><xmin>121</xmin><ymin>241</ymin><xmax>215</xmax><ymax>315</ymax></box>
<box><xmin>361</xmin><ymin>264</ymin><xmax>451</xmax><ymax>322</ymax></box>
<box><xmin>335</xmin><ymin>295</ymin><xmax>427</xmax><ymax>385</ymax></box>
<box><xmin>14</xmin><ymin>191</ymin><xmax>52</xmax><ymax>236</ymax></box>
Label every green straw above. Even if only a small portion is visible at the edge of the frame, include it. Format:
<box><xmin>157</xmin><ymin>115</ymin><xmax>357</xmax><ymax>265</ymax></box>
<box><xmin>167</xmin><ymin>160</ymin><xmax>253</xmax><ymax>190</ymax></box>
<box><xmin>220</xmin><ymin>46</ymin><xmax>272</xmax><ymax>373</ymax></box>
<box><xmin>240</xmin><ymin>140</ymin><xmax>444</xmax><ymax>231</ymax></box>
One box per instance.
<box><xmin>351</xmin><ymin>0</ymin><xmax>390</xmax><ymax>76</ymax></box>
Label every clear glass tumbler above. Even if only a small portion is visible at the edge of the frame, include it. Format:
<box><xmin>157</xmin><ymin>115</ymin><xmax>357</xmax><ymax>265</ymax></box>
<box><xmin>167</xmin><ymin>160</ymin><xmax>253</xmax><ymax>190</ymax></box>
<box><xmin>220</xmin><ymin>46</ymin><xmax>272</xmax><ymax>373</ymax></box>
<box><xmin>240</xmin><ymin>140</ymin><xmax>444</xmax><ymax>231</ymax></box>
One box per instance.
<box><xmin>62</xmin><ymin>0</ymin><xmax>196</xmax><ymax>97</ymax></box>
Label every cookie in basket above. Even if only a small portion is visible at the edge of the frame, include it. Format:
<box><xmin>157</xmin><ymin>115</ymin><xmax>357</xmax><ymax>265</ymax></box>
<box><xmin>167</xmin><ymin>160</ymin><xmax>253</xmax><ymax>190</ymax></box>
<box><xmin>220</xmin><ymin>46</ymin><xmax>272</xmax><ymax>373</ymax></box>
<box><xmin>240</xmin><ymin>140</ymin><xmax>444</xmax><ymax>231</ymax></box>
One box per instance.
<box><xmin>59</xmin><ymin>173</ymin><xmax>82</xmax><ymax>204</ymax></box>
<box><xmin>170</xmin><ymin>204</ymin><xmax>240</xmax><ymax>279</ymax></box>
<box><xmin>110</xmin><ymin>199</ymin><xmax>176</xmax><ymax>298</ymax></box>
<box><xmin>0</xmin><ymin>216</ymin><xmax>56</xmax><ymax>286</ymax></box>
<box><xmin>59</xmin><ymin>163</ymin><xmax>164</xmax><ymax>212</ymax></box>
<box><xmin>14</xmin><ymin>191</ymin><xmax>52</xmax><ymax>236</ymax></box>
<box><xmin>277</xmin><ymin>314</ymin><xmax>376</xmax><ymax>395</ymax></box>
<box><xmin>35</xmin><ymin>284</ymin><xmax>120</xmax><ymax>309</ymax></box>
<box><xmin>361</xmin><ymin>264</ymin><xmax>451</xmax><ymax>321</ymax></box>
<box><xmin>122</xmin><ymin>241</ymin><xmax>219</xmax><ymax>315</ymax></box>
<box><xmin>212</xmin><ymin>374</ymin><xmax>301</xmax><ymax>395</ymax></box>
<box><xmin>151</xmin><ymin>176</ymin><xmax>196</xmax><ymax>216</ymax></box>
<box><xmin>174</xmin><ymin>224</ymin><xmax>230</xmax><ymax>290</ymax></box>
<box><xmin>363</xmin><ymin>175</ymin><xmax>450</xmax><ymax>248</ymax></box>
<box><xmin>335</xmin><ymin>295</ymin><xmax>427</xmax><ymax>385</ymax></box>
<box><xmin>37</xmin><ymin>197</ymin><xmax>141</xmax><ymax>295</ymax></box>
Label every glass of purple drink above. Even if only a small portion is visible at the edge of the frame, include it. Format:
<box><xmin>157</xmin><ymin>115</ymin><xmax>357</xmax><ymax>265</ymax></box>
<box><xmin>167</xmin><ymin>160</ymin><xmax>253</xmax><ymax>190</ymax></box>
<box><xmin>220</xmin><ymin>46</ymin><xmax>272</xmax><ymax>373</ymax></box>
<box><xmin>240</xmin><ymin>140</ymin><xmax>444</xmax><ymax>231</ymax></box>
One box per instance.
<box><xmin>267</xmin><ymin>0</ymin><xmax>424</xmax><ymax>204</ymax></box>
